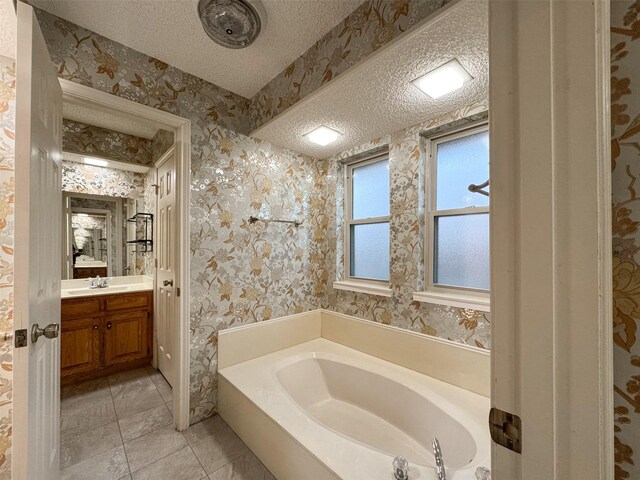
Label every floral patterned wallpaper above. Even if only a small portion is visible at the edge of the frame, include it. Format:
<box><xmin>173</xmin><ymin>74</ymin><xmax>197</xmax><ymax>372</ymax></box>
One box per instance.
<box><xmin>151</xmin><ymin>128</ymin><xmax>174</xmax><ymax>163</ymax></box>
<box><xmin>63</xmin><ymin>118</ymin><xmax>152</xmax><ymax>166</ymax></box>
<box><xmin>0</xmin><ymin>54</ymin><xmax>15</xmax><ymax>478</ymax></box>
<box><xmin>612</xmin><ymin>2</ymin><xmax>640</xmax><ymax>478</ymax></box>
<box><xmin>327</xmin><ymin>102</ymin><xmax>491</xmax><ymax>349</ymax></box>
<box><xmin>189</xmin><ymin>130</ymin><xmax>331</xmax><ymax>419</ymax></box>
<box><xmin>62</xmin><ymin>161</ymin><xmax>145</xmax><ymax>199</ymax></box>
<box><xmin>249</xmin><ymin>0</ymin><xmax>449</xmax><ymax>130</ymax></box>
<box><xmin>35</xmin><ymin>10</ymin><xmax>252</xmax><ymax>136</ymax></box>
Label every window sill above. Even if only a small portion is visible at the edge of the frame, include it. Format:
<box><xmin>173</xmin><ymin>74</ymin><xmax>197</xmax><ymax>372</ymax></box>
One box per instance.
<box><xmin>413</xmin><ymin>290</ymin><xmax>490</xmax><ymax>312</ymax></box>
<box><xmin>333</xmin><ymin>280</ymin><xmax>392</xmax><ymax>298</ymax></box>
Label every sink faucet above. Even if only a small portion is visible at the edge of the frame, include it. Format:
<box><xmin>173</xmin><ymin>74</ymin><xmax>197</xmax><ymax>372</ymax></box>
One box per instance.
<box><xmin>433</xmin><ymin>438</ymin><xmax>446</xmax><ymax>480</ymax></box>
<box><xmin>88</xmin><ymin>276</ymin><xmax>108</xmax><ymax>289</ymax></box>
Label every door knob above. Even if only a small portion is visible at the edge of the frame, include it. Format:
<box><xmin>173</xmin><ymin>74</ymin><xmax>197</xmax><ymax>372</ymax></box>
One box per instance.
<box><xmin>163</xmin><ymin>279</ymin><xmax>173</xmax><ymax>287</ymax></box>
<box><xmin>31</xmin><ymin>323</ymin><xmax>60</xmax><ymax>343</ymax></box>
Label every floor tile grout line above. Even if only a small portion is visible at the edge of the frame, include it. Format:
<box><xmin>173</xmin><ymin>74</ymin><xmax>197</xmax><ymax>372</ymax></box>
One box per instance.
<box><xmin>111</xmin><ymin>383</ymin><xmax>133</xmax><ymax>479</ymax></box>
<box><xmin>189</xmin><ymin>443</ymin><xmax>209</xmax><ymax>475</ymax></box>
<box><xmin>60</xmin><ymin>367</ymin><xmax>152</xmax><ymax>473</ymax></box>
<box><xmin>59</xmin><ymin>391</ymin><xmax>121</xmax><ymax>471</ymax></box>
<box><xmin>116</xmin><ymin>367</ymin><xmax>159</xmax><ymax>477</ymax></box>
<box><xmin>60</xmin><ymin>368</ymin><xmax>188</xmax><ymax>477</ymax></box>
<box><xmin>119</xmin><ymin>404</ymin><xmax>174</xmax><ymax>444</ymax></box>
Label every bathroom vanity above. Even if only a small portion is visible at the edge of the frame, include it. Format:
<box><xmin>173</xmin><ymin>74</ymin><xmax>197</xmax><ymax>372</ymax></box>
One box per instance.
<box><xmin>60</xmin><ymin>277</ymin><xmax>153</xmax><ymax>385</ymax></box>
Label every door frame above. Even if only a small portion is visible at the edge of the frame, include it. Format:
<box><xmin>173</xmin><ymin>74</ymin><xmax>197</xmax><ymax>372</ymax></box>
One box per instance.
<box><xmin>59</xmin><ymin>78</ymin><xmax>192</xmax><ymax>430</ymax></box>
<box><xmin>489</xmin><ymin>0</ymin><xmax>613</xmax><ymax>478</ymax></box>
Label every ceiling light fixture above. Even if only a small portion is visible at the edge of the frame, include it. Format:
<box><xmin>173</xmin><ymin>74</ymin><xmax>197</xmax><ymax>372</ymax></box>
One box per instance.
<box><xmin>411</xmin><ymin>59</ymin><xmax>473</xmax><ymax>99</ymax></box>
<box><xmin>83</xmin><ymin>157</ymin><xmax>109</xmax><ymax>167</ymax></box>
<box><xmin>305</xmin><ymin>125</ymin><xmax>342</xmax><ymax>146</ymax></box>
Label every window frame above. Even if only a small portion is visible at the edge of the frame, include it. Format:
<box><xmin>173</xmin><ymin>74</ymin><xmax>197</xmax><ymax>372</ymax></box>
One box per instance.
<box><xmin>420</xmin><ymin>122</ymin><xmax>490</xmax><ymax>310</ymax></box>
<box><xmin>337</xmin><ymin>152</ymin><xmax>391</xmax><ymax>295</ymax></box>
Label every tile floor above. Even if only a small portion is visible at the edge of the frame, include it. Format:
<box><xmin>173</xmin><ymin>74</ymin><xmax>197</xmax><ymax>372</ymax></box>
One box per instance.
<box><xmin>60</xmin><ymin>366</ymin><xmax>275</xmax><ymax>480</ymax></box>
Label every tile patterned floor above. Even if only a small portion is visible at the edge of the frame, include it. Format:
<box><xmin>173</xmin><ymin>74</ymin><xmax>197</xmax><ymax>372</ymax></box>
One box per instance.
<box><xmin>60</xmin><ymin>367</ymin><xmax>275</xmax><ymax>480</ymax></box>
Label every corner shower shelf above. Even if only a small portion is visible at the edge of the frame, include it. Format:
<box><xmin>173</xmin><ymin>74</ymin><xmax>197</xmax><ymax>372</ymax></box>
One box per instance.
<box><xmin>127</xmin><ymin>213</ymin><xmax>154</xmax><ymax>253</ymax></box>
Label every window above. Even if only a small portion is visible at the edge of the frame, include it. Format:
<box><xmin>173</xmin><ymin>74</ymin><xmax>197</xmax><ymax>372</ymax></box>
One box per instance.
<box><xmin>417</xmin><ymin>123</ymin><xmax>490</xmax><ymax>310</ymax></box>
<box><xmin>334</xmin><ymin>153</ymin><xmax>391</xmax><ymax>296</ymax></box>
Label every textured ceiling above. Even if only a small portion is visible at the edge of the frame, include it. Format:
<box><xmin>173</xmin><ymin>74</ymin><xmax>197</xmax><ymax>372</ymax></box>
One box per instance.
<box><xmin>252</xmin><ymin>0</ymin><xmax>489</xmax><ymax>159</ymax></box>
<box><xmin>29</xmin><ymin>0</ymin><xmax>364</xmax><ymax>98</ymax></box>
<box><xmin>63</xmin><ymin>101</ymin><xmax>160</xmax><ymax>139</ymax></box>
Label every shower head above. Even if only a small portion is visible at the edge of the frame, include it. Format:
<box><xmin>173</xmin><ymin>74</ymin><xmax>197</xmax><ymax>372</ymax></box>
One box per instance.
<box><xmin>197</xmin><ymin>0</ymin><xmax>264</xmax><ymax>49</ymax></box>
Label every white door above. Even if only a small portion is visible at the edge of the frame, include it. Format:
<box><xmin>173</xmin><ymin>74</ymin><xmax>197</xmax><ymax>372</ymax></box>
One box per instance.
<box><xmin>156</xmin><ymin>148</ymin><xmax>177</xmax><ymax>387</ymax></box>
<box><xmin>13</xmin><ymin>2</ymin><xmax>63</xmax><ymax>479</ymax></box>
<box><xmin>489</xmin><ymin>1</ymin><xmax>612</xmax><ymax>478</ymax></box>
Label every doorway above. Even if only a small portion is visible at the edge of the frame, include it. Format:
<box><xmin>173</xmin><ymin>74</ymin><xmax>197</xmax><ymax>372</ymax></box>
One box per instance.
<box><xmin>58</xmin><ymin>79</ymin><xmax>192</xmax><ymax>430</ymax></box>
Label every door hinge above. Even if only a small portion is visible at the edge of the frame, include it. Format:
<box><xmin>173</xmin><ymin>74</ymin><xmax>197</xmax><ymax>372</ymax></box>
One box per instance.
<box><xmin>154</xmin><ymin>258</ymin><xmax>158</xmax><ymax>268</ymax></box>
<box><xmin>14</xmin><ymin>329</ymin><xmax>28</xmax><ymax>348</ymax></box>
<box><xmin>152</xmin><ymin>183</ymin><xmax>159</xmax><ymax>195</ymax></box>
<box><xmin>176</xmin><ymin>287</ymin><xmax>181</xmax><ymax>297</ymax></box>
<box><xmin>489</xmin><ymin>407</ymin><xmax>522</xmax><ymax>454</ymax></box>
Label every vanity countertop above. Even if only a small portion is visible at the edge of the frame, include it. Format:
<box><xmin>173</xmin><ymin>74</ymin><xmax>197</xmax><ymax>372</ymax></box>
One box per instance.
<box><xmin>75</xmin><ymin>261</ymin><xmax>108</xmax><ymax>268</ymax></box>
<box><xmin>61</xmin><ymin>275</ymin><xmax>153</xmax><ymax>299</ymax></box>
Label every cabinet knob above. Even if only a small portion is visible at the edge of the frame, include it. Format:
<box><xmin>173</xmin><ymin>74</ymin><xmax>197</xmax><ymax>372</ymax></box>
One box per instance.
<box><xmin>106</xmin><ymin>322</ymin><xmax>112</xmax><ymax>329</ymax></box>
<box><xmin>93</xmin><ymin>324</ymin><xmax>99</xmax><ymax>330</ymax></box>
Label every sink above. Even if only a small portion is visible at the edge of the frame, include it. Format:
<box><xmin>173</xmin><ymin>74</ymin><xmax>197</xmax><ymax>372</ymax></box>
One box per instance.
<box><xmin>65</xmin><ymin>285</ymin><xmax>131</xmax><ymax>296</ymax></box>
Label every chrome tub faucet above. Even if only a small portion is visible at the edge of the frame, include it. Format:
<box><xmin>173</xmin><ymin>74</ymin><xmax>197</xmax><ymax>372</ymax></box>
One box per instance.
<box><xmin>393</xmin><ymin>438</ymin><xmax>446</xmax><ymax>480</ymax></box>
<box><xmin>392</xmin><ymin>456</ymin><xmax>409</xmax><ymax>480</ymax></box>
<box><xmin>433</xmin><ymin>437</ymin><xmax>446</xmax><ymax>480</ymax></box>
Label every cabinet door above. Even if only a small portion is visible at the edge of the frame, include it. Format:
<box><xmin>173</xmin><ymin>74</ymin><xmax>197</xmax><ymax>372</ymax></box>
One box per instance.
<box><xmin>61</xmin><ymin>316</ymin><xmax>102</xmax><ymax>378</ymax></box>
<box><xmin>104</xmin><ymin>310</ymin><xmax>150</xmax><ymax>366</ymax></box>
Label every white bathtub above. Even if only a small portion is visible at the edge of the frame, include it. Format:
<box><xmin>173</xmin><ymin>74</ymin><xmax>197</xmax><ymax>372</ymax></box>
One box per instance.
<box><xmin>219</xmin><ymin>338</ymin><xmax>491</xmax><ymax>480</ymax></box>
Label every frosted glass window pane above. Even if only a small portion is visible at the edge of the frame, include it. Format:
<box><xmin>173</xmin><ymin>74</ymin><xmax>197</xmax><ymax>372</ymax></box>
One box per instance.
<box><xmin>350</xmin><ymin>222</ymin><xmax>389</xmax><ymax>281</ymax></box>
<box><xmin>435</xmin><ymin>214</ymin><xmax>489</xmax><ymax>290</ymax></box>
<box><xmin>436</xmin><ymin>130</ymin><xmax>489</xmax><ymax>210</ymax></box>
<box><xmin>352</xmin><ymin>159</ymin><xmax>389</xmax><ymax>219</ymax></box>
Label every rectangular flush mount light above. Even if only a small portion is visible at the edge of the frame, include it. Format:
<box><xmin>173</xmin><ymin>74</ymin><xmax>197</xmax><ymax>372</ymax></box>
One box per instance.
<box><xmin>411</xmin><ymin>59</ymin><xmax>473</xmax><ymax>99</ymax></box>
<box><xmin>82</xmin><ymin>156</ymin><xmax>109</xmax><ymax>167</ymax></box>
<box><xmin>305</xmin><ymin>125</ymin><xmax>342</xmax><ymax>146</ymax></box>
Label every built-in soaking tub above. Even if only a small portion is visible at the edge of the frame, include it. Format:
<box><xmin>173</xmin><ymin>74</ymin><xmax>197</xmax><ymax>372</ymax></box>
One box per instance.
<box><xmin>218</xmin><ymin>331</ymin><xmax>490</xmax><ymax>480</ymax></box>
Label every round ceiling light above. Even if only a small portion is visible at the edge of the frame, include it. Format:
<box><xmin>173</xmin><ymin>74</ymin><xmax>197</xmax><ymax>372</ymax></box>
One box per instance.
<box><xmin>198</xmin><ymin>0</ymin><xmax>264</xmax><ymax>49</ymax></box>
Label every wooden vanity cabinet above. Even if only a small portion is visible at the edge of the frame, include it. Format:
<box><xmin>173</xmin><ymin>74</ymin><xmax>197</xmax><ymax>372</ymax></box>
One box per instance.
<box><xmin>61</xmin><ymin>291</ymin><xmax>153</xmax><ymax>385</ymax></box>
<box><xmin>60</xmin><ymin>315</ymin><xmax>102</xmax><ymax>378</ymax></box>
<box><xmin>104</xmin><ymin>310</ymin><xmax>151</xmax><ymax>367</ymax></box>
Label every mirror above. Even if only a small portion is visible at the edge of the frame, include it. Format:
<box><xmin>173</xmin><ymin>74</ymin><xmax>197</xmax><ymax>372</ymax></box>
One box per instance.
<box><xmin>62</xmin><ymin>192</ymin><xmax>141</xmax><ymax>279</ymax></box>
<box><xmin>71</xmin><ymin>211</ymin><xmax>108</xmax><ymax>276</ymax></box>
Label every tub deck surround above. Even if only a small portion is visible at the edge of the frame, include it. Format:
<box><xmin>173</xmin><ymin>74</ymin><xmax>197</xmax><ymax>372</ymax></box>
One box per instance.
<box><xmin>219</xmin><ymin>339</ymin><xmax>490</xmax><ymax>480</ymax></box>
<box><xmin>218</xmin><ymin>310</ymin><xmax>490</xmax><ymax>480</ymax></box>
<box><xmin>61</xmin><ymin>274</ymin><xmax>153</xmax><ymax>298</ymax></box>
<box><xmin>218</xmin><ymin>309</ymin><xmax>490</xmax><ymax>397</ymax></box>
